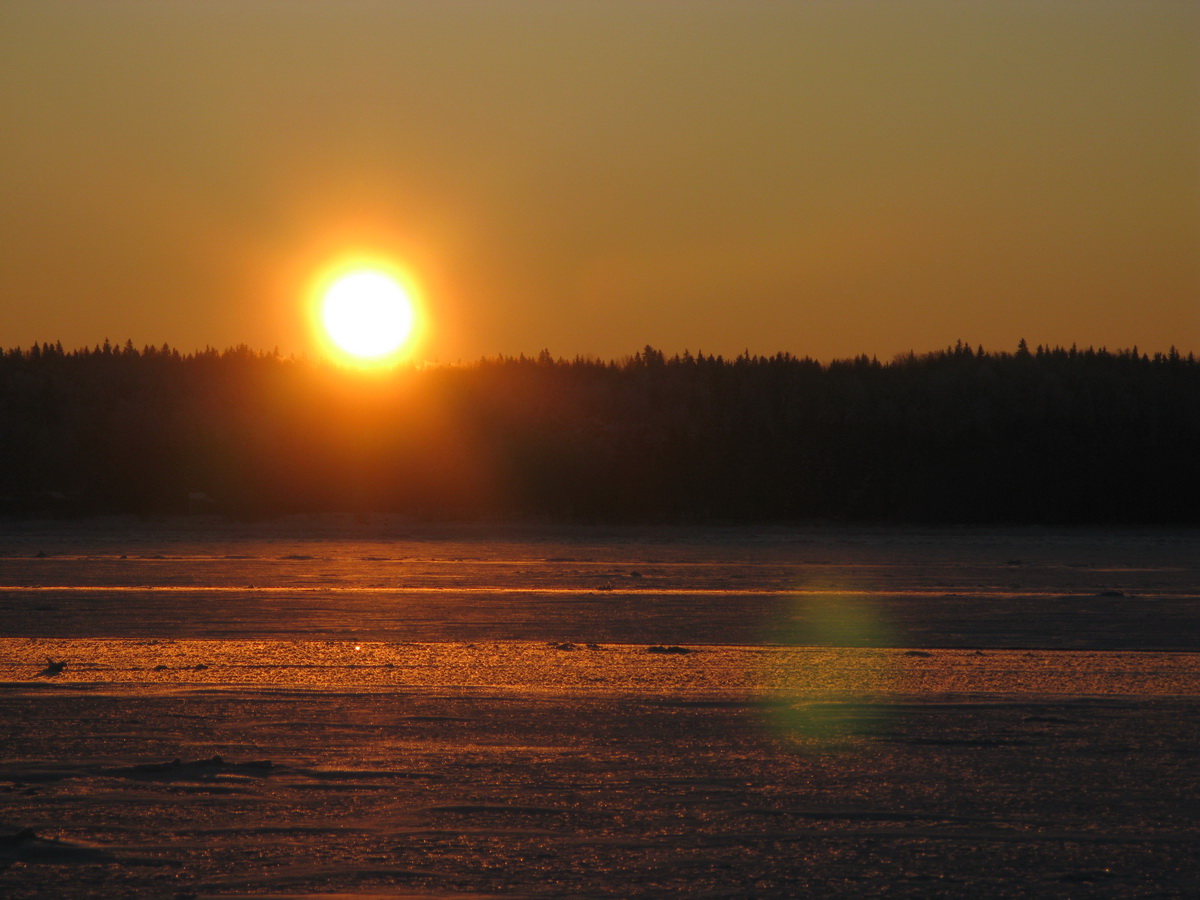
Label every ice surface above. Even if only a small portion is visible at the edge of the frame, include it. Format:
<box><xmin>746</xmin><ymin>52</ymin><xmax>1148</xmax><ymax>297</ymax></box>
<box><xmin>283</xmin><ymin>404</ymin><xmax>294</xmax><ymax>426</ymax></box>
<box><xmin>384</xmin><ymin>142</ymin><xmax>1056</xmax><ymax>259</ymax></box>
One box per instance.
<box><xmin>1</xmin><ymin>519</ymin><xmax>1197</xmax><ymax>897</ymax></box>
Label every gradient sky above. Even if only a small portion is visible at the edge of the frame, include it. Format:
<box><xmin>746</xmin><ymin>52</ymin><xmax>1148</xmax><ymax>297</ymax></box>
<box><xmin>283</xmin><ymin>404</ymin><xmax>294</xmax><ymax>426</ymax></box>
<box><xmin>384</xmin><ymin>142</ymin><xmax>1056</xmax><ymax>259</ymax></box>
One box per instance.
<box><xmin>2</xmin><ymin>1</ymin><xmax>1197</xmax><ymax>362</ymax></box>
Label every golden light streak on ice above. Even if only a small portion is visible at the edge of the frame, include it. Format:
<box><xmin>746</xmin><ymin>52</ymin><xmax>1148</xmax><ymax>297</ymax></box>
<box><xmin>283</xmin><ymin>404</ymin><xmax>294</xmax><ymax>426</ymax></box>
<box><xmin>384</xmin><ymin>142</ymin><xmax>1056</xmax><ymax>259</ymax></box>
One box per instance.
<box><xmin>2</xmin><ymin>639</ymin><xmax>1197</xmax><ymax>698</ymax></box>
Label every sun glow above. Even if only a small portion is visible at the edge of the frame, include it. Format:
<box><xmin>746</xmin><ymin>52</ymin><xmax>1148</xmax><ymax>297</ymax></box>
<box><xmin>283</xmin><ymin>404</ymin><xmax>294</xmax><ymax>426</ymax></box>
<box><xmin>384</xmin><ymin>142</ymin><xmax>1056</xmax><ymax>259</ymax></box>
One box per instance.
<box><xmin>314</xmin><ymin>264</ymin><xmax>420</xmax><ymax>365</ymax></box>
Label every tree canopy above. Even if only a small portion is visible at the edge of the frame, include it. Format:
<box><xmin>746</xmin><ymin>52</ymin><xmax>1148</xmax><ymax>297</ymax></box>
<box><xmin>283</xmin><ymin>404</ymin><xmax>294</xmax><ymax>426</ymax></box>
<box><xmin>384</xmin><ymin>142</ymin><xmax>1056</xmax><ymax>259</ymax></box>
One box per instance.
<box><xmin>1</xmin><ymin>341</ymin><xmax>1196</xmax><ymax>523</ymax></box>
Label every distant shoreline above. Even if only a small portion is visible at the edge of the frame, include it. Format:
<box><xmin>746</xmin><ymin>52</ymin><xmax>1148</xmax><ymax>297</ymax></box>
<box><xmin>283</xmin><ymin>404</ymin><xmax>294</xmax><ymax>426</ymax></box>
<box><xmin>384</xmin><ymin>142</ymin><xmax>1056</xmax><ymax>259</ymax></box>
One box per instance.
<box><xmin>3</xmin><ymin>342</ymin><xmax>1197</xmax><ymax>525</ymax></box>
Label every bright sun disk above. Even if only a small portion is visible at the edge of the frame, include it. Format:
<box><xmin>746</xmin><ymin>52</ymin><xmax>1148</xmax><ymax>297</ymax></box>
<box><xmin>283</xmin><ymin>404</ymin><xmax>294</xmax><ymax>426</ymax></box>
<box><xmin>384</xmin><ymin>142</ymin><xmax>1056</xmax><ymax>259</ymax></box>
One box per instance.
<box><xmin>320</xmin><ymin>269</ymin><xmax>416</xmax><ymax>362</ymax></box>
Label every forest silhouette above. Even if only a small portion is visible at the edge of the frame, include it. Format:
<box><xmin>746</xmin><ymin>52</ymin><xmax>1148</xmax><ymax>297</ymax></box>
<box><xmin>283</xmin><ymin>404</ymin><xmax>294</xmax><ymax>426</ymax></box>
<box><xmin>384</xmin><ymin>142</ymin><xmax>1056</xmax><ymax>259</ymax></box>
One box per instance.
<box><xmin>1</xmin><ymin>339</ymin><xmax>1196</xmax><ymax>524</ymax></box>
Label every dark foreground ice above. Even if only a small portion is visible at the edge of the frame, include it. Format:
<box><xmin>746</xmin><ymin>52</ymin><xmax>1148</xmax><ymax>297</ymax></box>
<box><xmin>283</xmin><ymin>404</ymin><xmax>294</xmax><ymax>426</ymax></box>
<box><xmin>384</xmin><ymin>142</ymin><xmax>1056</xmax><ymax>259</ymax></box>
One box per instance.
<box><xmin>0</xmin><ymin>518</ymin><xmax>1197</xmax><ymax>897</ymax></box>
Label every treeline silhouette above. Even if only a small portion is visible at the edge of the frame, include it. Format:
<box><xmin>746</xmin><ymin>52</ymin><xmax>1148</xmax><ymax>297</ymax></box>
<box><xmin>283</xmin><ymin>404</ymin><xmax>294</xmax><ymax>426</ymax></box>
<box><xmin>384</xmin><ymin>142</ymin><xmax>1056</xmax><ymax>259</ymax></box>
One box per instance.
<box><xmin>1</xmin><ymin>339</ymin><xmax>1197</xmax><ymax>524</ymax></box>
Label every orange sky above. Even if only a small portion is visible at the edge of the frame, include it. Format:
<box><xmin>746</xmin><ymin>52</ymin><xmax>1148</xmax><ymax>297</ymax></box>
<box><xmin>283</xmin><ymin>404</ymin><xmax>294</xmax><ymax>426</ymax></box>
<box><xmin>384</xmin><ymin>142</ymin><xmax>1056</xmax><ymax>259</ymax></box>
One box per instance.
<box><xmin>2</xmin><ymin>1</ymin><xmax>1196</xmax><ymax>362</ymax></box>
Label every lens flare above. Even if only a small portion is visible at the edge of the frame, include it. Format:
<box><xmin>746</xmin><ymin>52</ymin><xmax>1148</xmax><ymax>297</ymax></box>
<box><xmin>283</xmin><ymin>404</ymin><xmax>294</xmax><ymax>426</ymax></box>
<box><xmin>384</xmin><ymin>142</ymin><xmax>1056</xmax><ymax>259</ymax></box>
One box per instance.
<box><xmin>758</xmin><ymin>584</ymin><xmax>898</xmax><ymax>751</ymax></box>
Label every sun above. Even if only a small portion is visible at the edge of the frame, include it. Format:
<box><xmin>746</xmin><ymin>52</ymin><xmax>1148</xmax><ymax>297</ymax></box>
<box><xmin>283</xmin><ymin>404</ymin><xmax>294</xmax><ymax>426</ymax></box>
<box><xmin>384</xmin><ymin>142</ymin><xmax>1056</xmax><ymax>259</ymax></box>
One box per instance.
<box><xmin>317</xmin><ymin>267</ymin><xmax>418</xmax><ymax>365</ymax></box>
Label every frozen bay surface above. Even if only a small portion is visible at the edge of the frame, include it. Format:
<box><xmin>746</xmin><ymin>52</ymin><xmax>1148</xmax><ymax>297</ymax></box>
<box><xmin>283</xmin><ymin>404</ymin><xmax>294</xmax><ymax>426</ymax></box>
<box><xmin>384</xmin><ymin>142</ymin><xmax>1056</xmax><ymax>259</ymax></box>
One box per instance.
<box><xmin>0</xmin><ymin>516</ymin><xmax>1197</xmax><ymax>648</ymax></box>
<box><xmin>0</xmin><ymin>518</ymin><xmax>1198</xmax><ymax>897</ymax></box>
